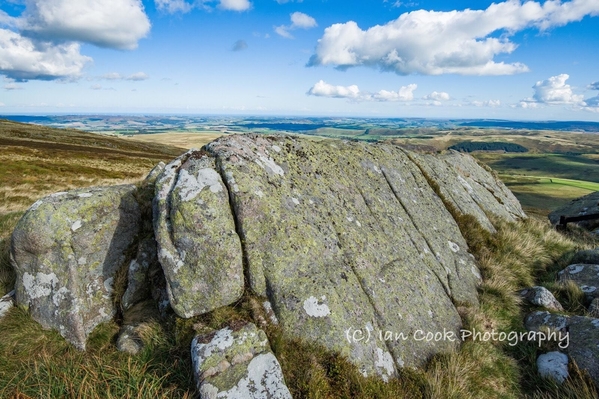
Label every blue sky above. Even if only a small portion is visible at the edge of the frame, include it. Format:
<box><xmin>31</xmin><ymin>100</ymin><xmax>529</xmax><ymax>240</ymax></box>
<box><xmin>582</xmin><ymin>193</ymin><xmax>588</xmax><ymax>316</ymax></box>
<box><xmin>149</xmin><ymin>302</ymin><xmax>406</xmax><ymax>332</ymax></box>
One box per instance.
<box><xmin>1</xmin><ymin>0</ymin><xmax>598</xmax><ymax>120</ymax></box>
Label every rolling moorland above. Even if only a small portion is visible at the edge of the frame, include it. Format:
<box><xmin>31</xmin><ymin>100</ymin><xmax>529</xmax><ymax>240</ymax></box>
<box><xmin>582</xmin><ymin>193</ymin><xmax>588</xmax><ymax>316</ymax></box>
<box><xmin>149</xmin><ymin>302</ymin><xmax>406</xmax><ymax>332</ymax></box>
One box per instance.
<box><xmin>2</xmin><ymin>117</ymin><xmax>599</xmax><ymax>398</ymax></box>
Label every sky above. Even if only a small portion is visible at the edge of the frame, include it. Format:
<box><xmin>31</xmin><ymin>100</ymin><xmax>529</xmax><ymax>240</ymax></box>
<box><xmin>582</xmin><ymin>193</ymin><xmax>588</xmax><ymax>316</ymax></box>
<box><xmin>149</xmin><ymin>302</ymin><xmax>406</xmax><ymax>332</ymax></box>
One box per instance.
<box><xmin>0</xmin><ymin>0</ymin><xmax>599</xmax><ymax>120</ymax></box>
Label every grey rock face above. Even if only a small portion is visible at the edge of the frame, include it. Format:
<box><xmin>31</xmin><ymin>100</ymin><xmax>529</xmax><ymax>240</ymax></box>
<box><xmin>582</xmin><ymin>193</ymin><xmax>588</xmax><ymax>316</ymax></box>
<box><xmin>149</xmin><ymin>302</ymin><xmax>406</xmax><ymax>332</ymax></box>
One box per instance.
<box><xmin>191</xmin><ymin>323</ymin><xmax>292</xmax><ymax>399</ymax></box>
<box><xmin>565</xmin><ymin>316</ymin><xmax>599</xmax><ymax>385</ymax></box>
<box><xmin>409</xmin><ymin>151</ymin><xmax>527</xmax><ymax>233</ymax></box>
<box><xmin>0</xmin><ymin>290</ymin><xmax>15</xmax><ymax>319</ymax></box>
<box><xmin>153</xmin><ymin>150</ymin><xmax>244</xmax><ymax>318</ymax></box>
<box><xmin>519</xmin><ymin>286</ymin><xmax>564</xmax><ymax>311</ymax></box>
<box><xmin>537</xmin><ymin>352</ymin><xmax>569</xmax><ymax>383</ymax></box>
<box><xmin>202</xmin><ymin>135</ymin><xmax>489</xmax><ymax>376</ymax></box>
<box><xmin>558</xmin><ymin>264</ymin><xmax>599</xmax><ymax>300</ymax></box>
<box><xmin>10</xmin><ymin>185</ymin><xmax>141</xmax><ymax>350</ymax></box>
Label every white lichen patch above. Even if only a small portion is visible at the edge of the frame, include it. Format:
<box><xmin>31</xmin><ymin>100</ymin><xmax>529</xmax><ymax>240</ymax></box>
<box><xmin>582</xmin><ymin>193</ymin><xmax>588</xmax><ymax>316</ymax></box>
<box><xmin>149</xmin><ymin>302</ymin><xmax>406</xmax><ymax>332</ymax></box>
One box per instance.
<box><xmin>203</xmin><ymin>328</ymin><xmax>235</xmax><ymax>358</ymax></box>
<box><xmin>77</xmin><ymin>257</ymin><xmax>86</xmax><ymax>266</ymax></box>
<box><xmin>373</xmin><ymin>165</ymin><xmax>382</xmax><ymax>174</ymax></box>
<box><xmin>271</xmin><ymin>145</ymin><xmax>282</xmax><ymax>153</ymax></box>
<box><xmin>356</xmin><ymin>220</ymin><xmax>362</xmax><ymax>227</ymax></box>
<box><xmin>448</xmin><ymin>241</ymin><xmax>460</xmax><ymax>253</ymax></box>
<box><xmin>565</xmin><ymin>264</ymin><xmax>585</xmax><ymax>275</ymax></box>
<box><xmin>303</xmin><ymin>296</ymin><xmax>331</xmax><ymax>318</ymax></box>
<box><xmin>254</xmin><ymin>190</ymin><xmax>264</xmax><ymax>198</ymax></box>
<box><xmin>71</xmin><ymin>220</ymin><xmax>82</xmax><ymax>232</ymax></box>
<box><xmin>78</xmin><ymin>193</ymin><xmax>93</xmax><ymax>198</ymax></box>
<box><xmin>177</xmin><ymin>168</ymin><xmax>223</xmax><ymax>201</ymax></box>
<box><xmin>471</xmin><ymin>266</ymin><xmax>481</xmax><ymax>279</ymax></box>
<box><xmin>52</xmin><ymin>286</ymin><xmax>70</xmax><ymax>306</ymax></box>
<box><xmin>292</xmin><ymin>197</ymin><xmax>300</xmax><ymax>205</ymax></box>
<box><xmin>50</xmin><ymin>192</ymin><xmax>68</xmax><ymax>198</ymax></box>
<box><xmin>255</xmin><ymin>155</ymin><xmax>285</xmax><ymax>176</ymax></box>
<box><xmin>23</xmin><ymin>272</ymin><xmax>58</xmax><ymax>300</ymax></box>
<box><xmin>582</xmin><ymin>286</ymin><xmax>597</xmax><ymax>293</ymax></box>
<box><xmin>375</xmin><ymin>348</ymin><xmax>395</xmax><ymax>382</ymax></box>
<box><xmin>457</xmin><ymin>175</ymin><xmax>474</xmax><ymax>194</ymax></box>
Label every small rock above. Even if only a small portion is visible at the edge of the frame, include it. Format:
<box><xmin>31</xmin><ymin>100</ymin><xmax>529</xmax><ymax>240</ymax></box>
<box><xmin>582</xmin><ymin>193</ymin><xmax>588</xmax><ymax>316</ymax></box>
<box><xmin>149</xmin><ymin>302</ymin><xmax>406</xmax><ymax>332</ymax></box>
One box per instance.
<box><xmin>0</xmin><ymin>290</ymin><xmax>15</xmax><ymax>319</ymax></box>
<box><xmin>116</xmin><ymin>325</ymin><xmax>144</xmax><ymax>355</ymax></box>
<box><xmin>558</xmin><ymin>264</ymin><xmax>599</xmax><ymax>300</ymax></box>
<box><xmin>537</xmin><ymin>352</ymin><xmax>569</xmax><ymax>383</ymax></box>
<box><xmin>191</xmin><ymin>322</ymin><xmax>292</xmax><ymax>399</ymax></box>
<box><xmin>520</xmin><ymin>286</ymin><xmax>564</xmax><ymax>311</ymax></box>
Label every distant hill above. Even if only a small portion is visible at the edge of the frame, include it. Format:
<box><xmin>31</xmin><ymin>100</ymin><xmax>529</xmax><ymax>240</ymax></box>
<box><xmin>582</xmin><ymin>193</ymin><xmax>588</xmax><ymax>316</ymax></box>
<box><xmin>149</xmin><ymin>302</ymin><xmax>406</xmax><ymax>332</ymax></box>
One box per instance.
<box><xmin>449</xmin><ymin>141</ymin><xmax>528</xmax><ymax>153</ymax></box>
<box><xmin>459</xmin><ymin>120</ymin><xmax>599</xmax><ymax>132</ymax></box>
<box><xmin>0</xmin><ymin>119</ymin><xmax>183</xmax><ymax>213</ymax></box>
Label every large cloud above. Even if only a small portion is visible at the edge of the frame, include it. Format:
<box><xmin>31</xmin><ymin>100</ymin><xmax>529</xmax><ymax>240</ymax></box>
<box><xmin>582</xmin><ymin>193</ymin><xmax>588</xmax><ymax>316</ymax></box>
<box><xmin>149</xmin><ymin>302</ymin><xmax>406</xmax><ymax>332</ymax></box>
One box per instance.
<box><xmin>219</xmin><ymin>0</ymin><xmax>251</xmax><ymax>11</ymax></box>
<box><xmin>309</xmin><ymin>0</ymin><xmax>599</xmax><ymax>75</ymax></box>
<box><xmin>422</xmin><ymin>91</ymin><xmax>450</xmax><ymax>101</ymax></box>
<box><xmin>307</xmin><ymin>80</ymin><xmax>417</xmax><ymax>102</ymax></box>
<box><xmin>0</xmin><ymin>0</ymin><xmax>150</xmax><ymax>81</ymax></box>
<box><xmin>531</xmin><ymin>74</ymin><xmax>584</xmax><ymax>104</ymax></box>
<box><xmin>21</xmin><ymin>0</ymin><xmax>151</xmax><ymax>50</ymax></box>
<box><xmin>0</xmin><ymin>28</ymin><xmax>91</xmax><ymax>81</ymax></box>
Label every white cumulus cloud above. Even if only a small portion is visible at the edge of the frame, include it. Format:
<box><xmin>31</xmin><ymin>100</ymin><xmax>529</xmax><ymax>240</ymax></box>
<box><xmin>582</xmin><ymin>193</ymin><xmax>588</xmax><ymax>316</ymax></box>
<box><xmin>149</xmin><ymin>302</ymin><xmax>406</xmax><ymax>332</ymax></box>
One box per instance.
<box><xmin>529</xmin><ymin>74</ymin><xmax>584</xmax><ymax>105</ymax></box>
<box><xmin>307</xmin><ymin>80</ymin><xmax>361</xmax><ymax>99</ymax></box>
<box><xmin>276</xmin><ymin>12</ymin><xmax>317</xmax><ymax>39</ymax></box>
<box><xmin>0</xmin><ymin>28</ymin><xmax>91</xmax><ymax>81</ymax></box>
<box><xmin>309</xmin><ymin>0</ymin><xmax>599</xmax><ymax>75</ymax></box>
<box><xmin>373</xmin><ymin>84</ymin><xmax>417</xmax><ymax>101</ymax></box>
<box><xmin>307</xmin><ymin>80</ymin><xmax>417</xmax><ymax>102</ymax></box>
<box><xmin>21</xmin><ymin>0</ymin><xmax>151</xmax><ymax>50</ymax></box>
<box><xmin>219</xmin><ymin>0</ymin><xmax>251</xmax><ymax>11</ymax></box>
<box><xmin>422</xmin><ymin>91</ymin><xmax>450</xmax><ymax>101</ymax></box>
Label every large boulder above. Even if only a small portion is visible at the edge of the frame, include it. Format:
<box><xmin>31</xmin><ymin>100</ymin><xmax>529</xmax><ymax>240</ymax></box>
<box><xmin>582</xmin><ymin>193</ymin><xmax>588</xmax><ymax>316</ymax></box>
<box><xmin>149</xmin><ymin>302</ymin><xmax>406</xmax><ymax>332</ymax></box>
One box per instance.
<box><xmin>10</xmin><ymin>185</ymin><xmax>142</xmax><ymax>349</ymax></box>
<box><xmin>153</xmin><ymin>150</ymin><xmax>244</xmax><ymax>318</ymax></box>
<box><xmin>191</xmin><ymin>322</ymin><xmax>292</xmax><ymax>399</ymax></box>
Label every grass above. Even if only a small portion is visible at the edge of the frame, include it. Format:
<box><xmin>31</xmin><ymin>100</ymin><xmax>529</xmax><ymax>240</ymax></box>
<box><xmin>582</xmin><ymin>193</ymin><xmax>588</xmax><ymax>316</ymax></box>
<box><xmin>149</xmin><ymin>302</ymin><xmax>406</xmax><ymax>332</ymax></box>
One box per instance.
<box><xmin>1</xmin><ymin>120</ymin><xmax>599</xmax><ymax>397</ymax></box>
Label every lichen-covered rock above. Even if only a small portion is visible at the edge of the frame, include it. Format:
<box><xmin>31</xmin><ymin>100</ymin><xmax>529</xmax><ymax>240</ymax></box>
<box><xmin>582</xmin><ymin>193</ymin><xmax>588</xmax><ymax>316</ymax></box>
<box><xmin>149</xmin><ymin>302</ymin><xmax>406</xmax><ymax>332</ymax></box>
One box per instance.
<box><xmin>537</xmin><ymin>352</ymin><xmax>569</xmax><ymax>383</ymax></box>
<box><xmin>153</xmin><ymin>150</ymin><xmax>244</xmax><ymax>318</ymax></box>
<box><xmin>10</xmin><ymin>185</ymin><xmax>141</xmax><ymax>350</ymax></box>
<box><xmin>409</xmin><ymin>151</ymin><xmax>526</xmax><ymax>232</ymax></box>
<box><xmin>558</xmin><ymin>264</ymin><xmax>599</xmax><ymax>300</ymax></box>
<box><xmin>569</xmin><ymin>249</ymin><xmax>599</xmax><ymax>265</ymax></box>
<box><xmin>202</xmin><ymin>134</ymin><xmax>485</xmax><ymax>375</ymax></box>
<box><xmin>565</xmin><ymin>316</ymin><xmax>599</xmax><ymax>385</ymax></box>
<box><xmin>191</xmin><ymin>322</ymin><xmax>292</xmax><ymax>399</ymax></box>
<box><xmin>548</xmin><ymin>191</ymin><xmax>599</xmax><ymax>229</ymax></box>
<box><xmin>519</xmin><ymin>286</ymin><xmax>564</xmax><ymax>311</ymax></box>
<box><xmin>524</xmin><ymin>311</ymin><xmax>569</xmax><ymax>335</ymax></box>
<box><xmin>0</xmin><ymin>290</ymin><xmax>14</xmax><ymax>319</ymax></box>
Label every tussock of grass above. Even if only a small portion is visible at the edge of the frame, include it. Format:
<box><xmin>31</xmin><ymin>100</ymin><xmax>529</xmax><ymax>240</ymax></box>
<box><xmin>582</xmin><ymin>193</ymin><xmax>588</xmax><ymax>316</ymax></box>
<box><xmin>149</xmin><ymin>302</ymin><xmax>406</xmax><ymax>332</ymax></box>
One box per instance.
<box><xmin>0</xmin><ymin>307</ymin><xmax>195</xmax><ymax>398</ymax></box>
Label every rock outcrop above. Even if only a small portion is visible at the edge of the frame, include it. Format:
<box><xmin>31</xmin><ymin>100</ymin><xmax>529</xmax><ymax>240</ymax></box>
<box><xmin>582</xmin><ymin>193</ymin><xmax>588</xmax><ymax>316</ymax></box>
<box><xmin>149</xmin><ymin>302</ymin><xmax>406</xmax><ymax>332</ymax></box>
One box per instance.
<box><xmin>559</xmin><ymin>264</ymin><xmax>599</xmax><ymax>300</ymax></box>
<box><xmin>9</xmin><ymin>134</ymin><xmax>526</xmax><ymax>379</ymax></box>
<box><xmin>10</xmin><ymin>185</ymin><xmax>142</xmax><ymax>350</ymax></box>
<box><xmin>191</xmin><ymin>323</ymin><xmax>292</xmax><ymax>399</ymax></box>
<box><xmin>548</xmin><ymin>191</ymin><xmax>599</xmax><ymax>230</ymax></box>
<box><xmin>519</xmin><ymin>286</ymin><xmax>563</xmax><ymax>311</ymax></box>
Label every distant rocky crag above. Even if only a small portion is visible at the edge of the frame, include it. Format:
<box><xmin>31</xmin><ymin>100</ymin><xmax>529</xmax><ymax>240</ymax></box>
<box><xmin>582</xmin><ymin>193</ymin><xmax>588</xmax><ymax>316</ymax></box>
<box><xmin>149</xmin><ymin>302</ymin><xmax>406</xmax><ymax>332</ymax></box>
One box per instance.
<box><xmin>6</xmin><ymin>134</ymin><xmax>526</xmax><ymax>395</ymax></box>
